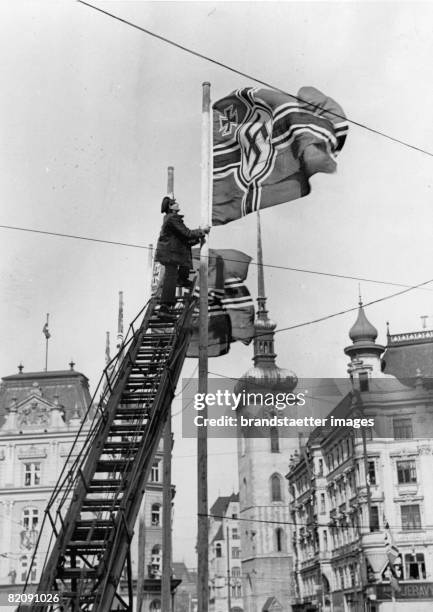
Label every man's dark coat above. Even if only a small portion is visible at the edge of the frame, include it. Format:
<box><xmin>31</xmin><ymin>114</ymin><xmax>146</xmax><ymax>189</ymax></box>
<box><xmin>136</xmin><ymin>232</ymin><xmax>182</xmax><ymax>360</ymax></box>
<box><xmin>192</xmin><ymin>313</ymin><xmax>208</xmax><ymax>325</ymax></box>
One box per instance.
<box><xmin>155</xmin><ymin>212</ymin><xmax>202</xmax><ymax>267</ymax></box>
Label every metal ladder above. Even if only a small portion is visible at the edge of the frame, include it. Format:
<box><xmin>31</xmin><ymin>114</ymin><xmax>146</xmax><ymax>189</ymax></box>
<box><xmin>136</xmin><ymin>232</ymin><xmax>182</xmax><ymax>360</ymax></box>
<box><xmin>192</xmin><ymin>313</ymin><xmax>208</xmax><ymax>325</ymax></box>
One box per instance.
<box><xmin>25</xmin><ymin>289</ymin><xmax>196</xmax><ymax>611</ymax></box>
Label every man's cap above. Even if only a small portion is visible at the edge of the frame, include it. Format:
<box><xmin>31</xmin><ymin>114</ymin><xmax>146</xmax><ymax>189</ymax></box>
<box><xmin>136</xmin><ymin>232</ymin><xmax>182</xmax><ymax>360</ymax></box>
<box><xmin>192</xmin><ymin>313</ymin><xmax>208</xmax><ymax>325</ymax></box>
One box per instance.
<box><xmin>161</xmin><ymin>196</ymin><xmax>175</xmax><ymax>213</ymax></box>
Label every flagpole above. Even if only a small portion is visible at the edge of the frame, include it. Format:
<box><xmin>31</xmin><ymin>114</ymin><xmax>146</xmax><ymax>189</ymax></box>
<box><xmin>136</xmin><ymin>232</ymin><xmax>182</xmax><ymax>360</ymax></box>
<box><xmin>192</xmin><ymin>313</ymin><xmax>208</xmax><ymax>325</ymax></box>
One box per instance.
<box><xmin>44</xmin><ymin>313</ymin><xmax>49</xmax><ymax>371</ymax></box>
<box><xmin>162</xmin><ymin>165</ymin><xmax>174</xmax><ymax>612</ymax></box>
<box><xmin>197</xmin><ymin>81</ymin><xmax>211</xmax><ymax>612</ymax></box>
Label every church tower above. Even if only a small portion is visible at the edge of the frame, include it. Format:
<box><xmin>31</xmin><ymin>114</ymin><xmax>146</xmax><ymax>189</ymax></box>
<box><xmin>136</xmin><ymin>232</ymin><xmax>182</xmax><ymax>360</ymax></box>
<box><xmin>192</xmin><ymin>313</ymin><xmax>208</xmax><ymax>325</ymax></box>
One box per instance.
<box><xmin>236</xmin><ymin>213</ymin><xmax>298</xmax><ymax>612</ymax></box>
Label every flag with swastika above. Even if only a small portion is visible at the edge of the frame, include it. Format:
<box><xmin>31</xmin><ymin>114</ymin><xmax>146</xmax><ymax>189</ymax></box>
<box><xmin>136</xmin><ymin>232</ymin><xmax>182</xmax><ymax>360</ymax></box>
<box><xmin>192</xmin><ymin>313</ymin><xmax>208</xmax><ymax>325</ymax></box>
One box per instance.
<box><xmin>212</xmin><ymin>86</ymin><xmax>348</xmax><ymax>225</ymax></box>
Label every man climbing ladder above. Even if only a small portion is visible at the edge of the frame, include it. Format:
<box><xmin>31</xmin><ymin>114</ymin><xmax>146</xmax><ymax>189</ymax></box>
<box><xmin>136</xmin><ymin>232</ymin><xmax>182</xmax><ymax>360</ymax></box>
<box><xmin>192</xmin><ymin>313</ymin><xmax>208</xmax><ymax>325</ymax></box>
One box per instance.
<box><xmin>155</xmin><ymin>195</ymin><xmax>210</xmax><ymax>320</ymax></box>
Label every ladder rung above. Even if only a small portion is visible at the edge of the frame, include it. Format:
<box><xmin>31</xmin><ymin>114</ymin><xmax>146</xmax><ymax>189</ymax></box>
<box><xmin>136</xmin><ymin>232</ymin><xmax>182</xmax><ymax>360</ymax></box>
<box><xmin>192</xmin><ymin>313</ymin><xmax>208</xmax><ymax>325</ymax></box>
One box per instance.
<box><xmin>58</xmin><ymin>568</ymin><xmax>98</xmax><ymax>579</ymax></box>
<box><xmin>60</xmin><ymin>592</ymin><xmax>96</xmax><ymax>602</ymax></box>
<box><xmin>96</xmin><ymin>459</ymin><xmax>131</xmax><ymax>471</ymax></box>
<box><xmin>72</xmin><ymin>526</ymin><xmax>113</xmax><ymax>540</ymax></box>
<box><xmin>66</xmin><ymin>540</ymin><xmax>107</xmax><ymax>550</ymax></box>
<box><xmin>119</xmin><ymin>399</ymin><xmax>154</xmax><ymax>406</ymax></box>
<box><xmin>103</xmin><ymin>441</ymin><xmax>141</xmax><ymax>450</ymax></box>
<box><xmin>82</xmin><ymin>500</ymin><xmax>121</xmax><ymax>511</ymax></box>
<box><xmin>109</xmin><ymin>425</ymin><xmax>147</xmax><ymax>434</ymax></box>
<box><xmin>137</xmin><ymin>348</ymin><xmax>171</xmax><ymax>355</ymax></box>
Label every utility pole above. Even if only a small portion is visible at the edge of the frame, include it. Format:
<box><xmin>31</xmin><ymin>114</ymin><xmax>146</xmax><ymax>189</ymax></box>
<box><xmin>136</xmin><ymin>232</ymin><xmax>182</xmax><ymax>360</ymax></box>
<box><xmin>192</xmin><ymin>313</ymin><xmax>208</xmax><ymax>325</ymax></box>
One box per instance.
<box><xmin>162</xmin><ymin>424</ymin><xmax>173</xmax><ymax>612</ymax></box>
<box><xmin>136</xmin><ymin>514</ymin><xmax>145</xmax><ymax>612</ymax></box>
<box><xmin>226</xmin><ymin>526</ymin><xmax>232</xmax><ymax>612</ymax></box>
<box><xmin>197</xmin><ymin>81</ymin><xmax>211</xmax><ymax>612</ymax></box>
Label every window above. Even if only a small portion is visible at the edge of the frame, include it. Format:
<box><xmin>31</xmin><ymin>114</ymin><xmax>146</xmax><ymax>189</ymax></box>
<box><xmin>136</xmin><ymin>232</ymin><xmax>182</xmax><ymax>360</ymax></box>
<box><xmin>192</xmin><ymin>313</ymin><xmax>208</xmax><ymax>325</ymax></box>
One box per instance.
<box><xmin>232</xmin><ymin>547</ymin><xmax>240</xmax><ymax>558</ymax></box>
<box><xmin>323</xmin><ymin>530</ymin><xmax>328</xmax><ymax>551</ymax></box>
<box><xmin>271</xmin><ymin>474</ymin><xmax>282</xmax><ymax>502</ymax></box>
<box><xmin>397</xmin><ymin>460</ymin><xmax>417</xmax><ymax>484</ymax></box>
<box><xmin>401</xmin><ymin>505</ymin><xmax>421</xmax><ymax>530</ymax></box>
<box><xmin>20</xmin><ymin>556</ymin><xmax>37</xmax><ymax>583</ymax></box>
<box><xmin>339</xmin><ymin>568</ymin><xmax>344</xmax><ymax>590</ymax></box>
<box><xmin>275</xmin><ymin>528</ymin><xmax>285</xmax><ymax>552</ymax></box>
<box><xmin>359</xmin><ymin>372</ymin><xmax>369</xmax><ymax>392</ymax></box>
<box><xmin>232</xmin><ymin>528</ymin><xmax>239</xmax><ymax>539</ymax></box>
<box><xmin>318</xmin><ymin>459</ymin><xmax>323</xmax><ymax>476</ymax></box>
<box><xmin>232</xmin><ymin>513</ymin><xmax>238</xmax><ymax>519</ymax></box>
<box><xmin>231</xmin><ymin>583</ymin><xmax>242</xmax><ymax>598</ymax></box>
<box><xmin>367</xmin><ymin>460</ymin><xmax>376</xmax><ymax>485</ymax></box>
<box><xmin>150</xmin><ymin>600</ymin><xmax>161</xmax><ymax>611</ymax></box>
<box><xmin>232</xmin><ymin>567</ymin><xmax>241</xmax><ymax>578</ymax></box>
<box><xmin>150</xmin><ymin>545</ymin><xmax>162</xmax><ymax>577</ymax></box>
<box><xmin>270</xmin><ymin>426</ymin><xmax>279</xmax><ymax>453</ymax></box>
<box><xmin>404</xmin><ymin>553</ymin><xmax>426</xmax><ymax>580</ymax></box>
<box><xmin>215</xmin><ymin>543</ymin><xmax>222</xmax><ymax>558</ymax></box>
<box><xmin>320</xmin><ymin>493</ymin><xmax>326</xmax><ymax>514</ymax></box>
<box><xmin>24</xmin><ymin>463</ymin><xmax>40</xmax><ymax>487</ymax></box>
<box><xmin>151</xmin><ymin>461</ymin><xmax>161</xmax><ymax>482</ymax></box>
<box><xmin>22</xmin><ymin>508</ymin><xmax>39</xmax><ymax>531</ymax></box>
<box><xmin>151</xmin><ymin>504</ymin><xmax>161</xmax><ymax>526</ymax></box>
<box><xmin>370</xmin><ymin>506</ymin><xmax>380</xmax><ymax>532</ymax></box>
<box><xmin>393</xmin><ymin>418</ymin><xmax>413</xmax><ymax>439</ymax></box>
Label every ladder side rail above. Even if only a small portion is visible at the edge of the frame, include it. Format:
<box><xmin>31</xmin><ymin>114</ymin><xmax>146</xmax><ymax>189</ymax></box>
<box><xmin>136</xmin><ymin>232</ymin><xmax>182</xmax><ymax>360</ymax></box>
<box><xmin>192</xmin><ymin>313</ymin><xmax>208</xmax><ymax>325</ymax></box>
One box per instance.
<box><xmin>94</xmin><ymin>301</ymin><xmax>196</xmax><ymax>611</ymax></box>
<box><xmin>33</xmin><ymin>300</ymin><xmax>158</xmax><ymax>599</ymax></box>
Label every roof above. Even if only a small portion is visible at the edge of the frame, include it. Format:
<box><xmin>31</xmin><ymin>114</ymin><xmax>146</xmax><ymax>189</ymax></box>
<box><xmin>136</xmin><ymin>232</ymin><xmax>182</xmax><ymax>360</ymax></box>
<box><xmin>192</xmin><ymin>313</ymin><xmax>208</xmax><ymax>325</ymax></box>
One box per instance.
<box><xmin>262</xmin><ymin>596</ymin><xmax>283</xmax><ymax>611</ymax></box>
<box><xmin>0</xmin><ymin>368</ymin><xmax>92</xmax><ymax>428</ymax></box>
<box><xmin>308</xmin><ymin>392</ymin><xmax>354</xmax><ymax>444</ymax></box>
<box><xmin>209</xmin><ymin>493</ymin><xmax>239</xmax><ymax>517</ymax></box>
<box><xmin>212</xmin><ymin>524</ymin><xmax>224</xmax><ymax>543</ymax></box>
<box><xmin>172</xmin><ymin>562</ymin><xmax>191</xmax><ymax>582</ymax></box>
<box><xmin>382</xmin><ymin>329</ymin><xmax>433</xmax><ymax>385</ymax></box>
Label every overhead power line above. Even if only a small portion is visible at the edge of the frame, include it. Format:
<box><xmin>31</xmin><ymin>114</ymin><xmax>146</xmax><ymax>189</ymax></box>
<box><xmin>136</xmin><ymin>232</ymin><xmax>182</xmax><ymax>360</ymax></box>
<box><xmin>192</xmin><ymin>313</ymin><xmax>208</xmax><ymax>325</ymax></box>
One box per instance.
<box><xmin>1</xmin><ymin>223</ymin><xmax>431</xmax><ymax>293</ymax></box>
<box><xmin>198</xmin><ymin>512</ymin><xmax>422</xmax><ymax>532</ymax></box>
<box><xmin>77</xmin><ymin>0</ymin><xmax>433</xmax><ymax>159</ymax></box>
<box><xmin>203</xmin><ymin>274</ymin><xmax>433</xmax><ymax>350</ymax></box>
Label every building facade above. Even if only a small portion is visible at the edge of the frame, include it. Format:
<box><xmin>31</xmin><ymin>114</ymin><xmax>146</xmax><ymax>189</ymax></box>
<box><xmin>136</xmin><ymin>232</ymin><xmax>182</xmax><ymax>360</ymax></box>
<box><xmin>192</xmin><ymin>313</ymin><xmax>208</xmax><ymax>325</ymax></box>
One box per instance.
<box><xmin>209</xmin><ymin>494</ymin><xmax>243</xmax><ymax>612</ymax></box>
<box><xmin>0</xmin><ymin>363</ymin><xmax>175</xmax><ymax>612</ymax></box>
<box><xmin>172</xmin><ymin>562</ymin><xmax>198</xmax><ymax>612</ymax></box>
<box><xmin>287</xmin><ymin>303</ymin><xmax>433</xmax><ymax>612</ymax></box>
<box><xmin>0</xmin><ymin>365</ymin><xmax>92</xmax><ymax>602</ymax></box>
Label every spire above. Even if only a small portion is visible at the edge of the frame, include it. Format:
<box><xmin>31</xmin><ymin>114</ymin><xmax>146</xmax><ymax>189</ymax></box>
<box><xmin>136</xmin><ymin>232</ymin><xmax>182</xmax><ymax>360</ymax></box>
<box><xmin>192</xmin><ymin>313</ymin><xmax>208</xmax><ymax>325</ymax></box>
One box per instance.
<box><xmin>116</xmin><ymin>291</ymin><xmax>124</xmax><ymax>352</ymax></box>
<box><xmin>236</xmin><ymin>212</ymin><xmax>297</xmax><ymax>393</ymax></box>
<box><xmin>105</xmin><ymin>331</ymin><xmax>111</xmax><ymax>365</ymax></box>
<box><xmin>252</xmin><ymin>212</ymin><xmax>277</xmax><ymax>367</ymax></box>
<box><xmin>349</xmin><ymin>299</ymin><xmax>378</xmax><ymax>343</ymax></box>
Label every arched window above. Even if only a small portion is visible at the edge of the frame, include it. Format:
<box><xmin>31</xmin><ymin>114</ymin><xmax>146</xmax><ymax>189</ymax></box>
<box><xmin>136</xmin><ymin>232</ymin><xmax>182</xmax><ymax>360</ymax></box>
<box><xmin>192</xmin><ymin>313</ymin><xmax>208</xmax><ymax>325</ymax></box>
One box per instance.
<box><xmin>151</xmin><ymin>504</ymin><xmax>161</xmax><ymax>526</ymax></box>
<box><xmin>271</xmin><ymin>474</ymin><xmax>282</xmax><ymax>502</ymax></box>
<box><xmin>215</xmin><ymin>543</ymin><xmax>222</xmax><ymax>558</ymax></box>
<box><xmin>270</xmin><ymin>426</ymin><xmax>279</xmax><ymax>453</ymax></box>
<box><xmin>275</xmin><ymin>528</ymin><xmax>285</xmax><ymax>552</ymax></box>
<box><xmin>150</xmin><ymin>599</ymin><xmax>161</xmax><ymax>611</ymax></box>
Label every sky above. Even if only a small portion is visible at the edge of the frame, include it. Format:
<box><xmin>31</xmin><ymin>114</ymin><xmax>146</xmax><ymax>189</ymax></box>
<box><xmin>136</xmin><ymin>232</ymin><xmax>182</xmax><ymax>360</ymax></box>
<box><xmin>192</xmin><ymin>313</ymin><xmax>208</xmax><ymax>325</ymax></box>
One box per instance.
<box><xmin>1</xmin><ymin>0</ymin><xmax>433</xmax><ymax>566</ymax></box>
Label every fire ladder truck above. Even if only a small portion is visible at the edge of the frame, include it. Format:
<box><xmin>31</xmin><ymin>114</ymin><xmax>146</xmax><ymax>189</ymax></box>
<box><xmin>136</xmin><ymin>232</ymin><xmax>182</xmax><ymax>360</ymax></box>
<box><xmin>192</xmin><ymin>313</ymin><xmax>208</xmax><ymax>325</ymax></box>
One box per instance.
<box><xmin>22</xmin><ymin>286</ymin><xmax>197</xmax><ymax>611</ymax></box>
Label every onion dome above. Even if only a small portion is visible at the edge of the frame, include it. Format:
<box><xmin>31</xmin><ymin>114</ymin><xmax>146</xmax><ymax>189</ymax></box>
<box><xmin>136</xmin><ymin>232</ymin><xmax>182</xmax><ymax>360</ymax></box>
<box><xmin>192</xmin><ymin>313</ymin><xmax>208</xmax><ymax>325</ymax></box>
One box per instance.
<box><xmin>349</xmin><ymin>301</ymin><xmax>378</xmax><ymax>343</ymax></box>
<box><xmin>241</xmin><ymin>363</ymin><xmax>298</xmax><ymax>393</ymax></box>
<box><xmin>344</xmin><ymin>300</ymin><xmax>384</xmax><ymax>360</ymax></box>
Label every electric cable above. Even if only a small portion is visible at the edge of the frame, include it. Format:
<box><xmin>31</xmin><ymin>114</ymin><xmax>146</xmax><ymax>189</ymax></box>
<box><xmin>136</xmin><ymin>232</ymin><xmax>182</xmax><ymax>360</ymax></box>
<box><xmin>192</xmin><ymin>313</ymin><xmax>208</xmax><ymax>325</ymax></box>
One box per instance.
<box><xmin>76</xmin><ymin>0</ymin><xmax>433</xmax><ymax>159</ymax></box>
